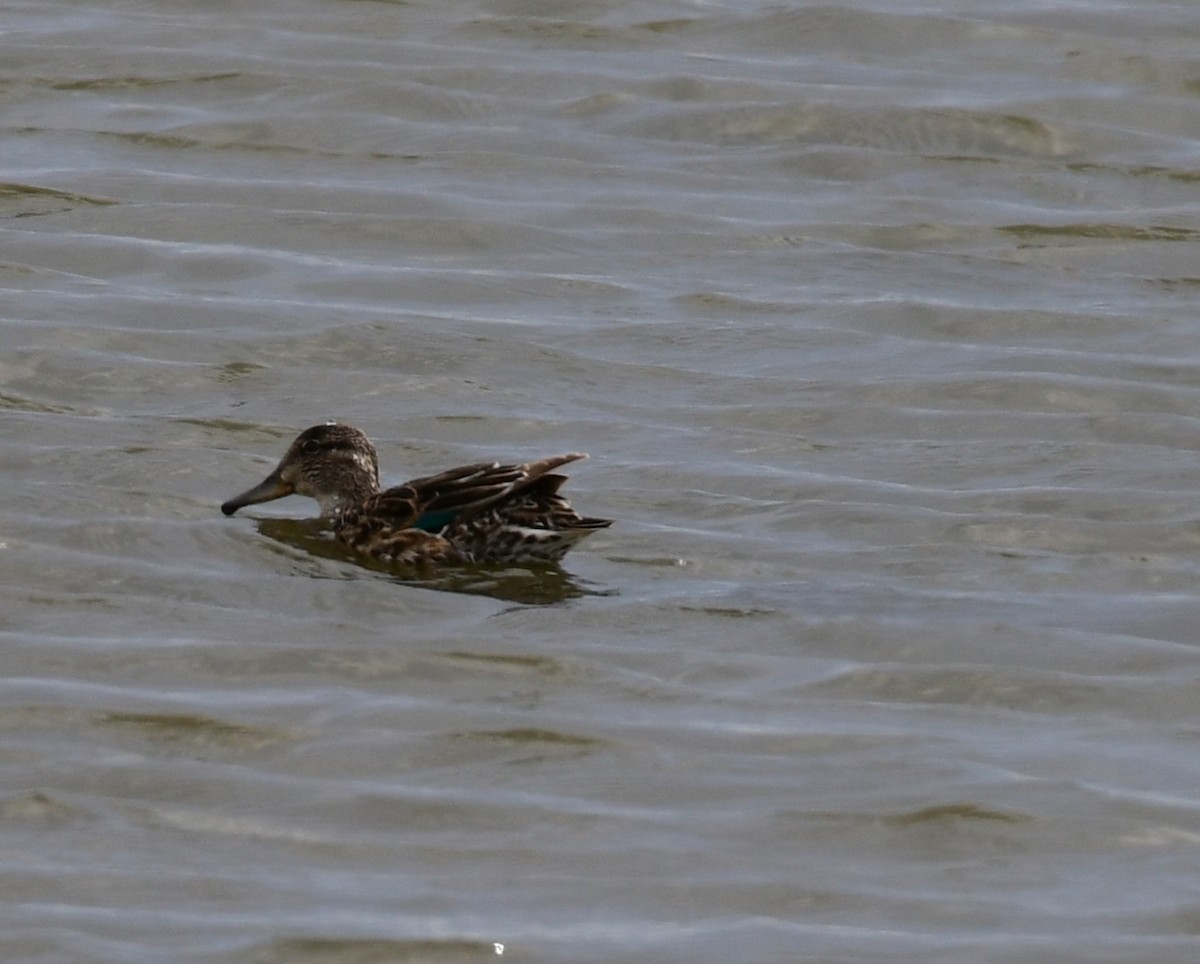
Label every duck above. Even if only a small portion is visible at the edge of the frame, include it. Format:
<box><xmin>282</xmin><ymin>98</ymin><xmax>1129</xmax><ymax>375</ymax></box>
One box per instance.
<box><xmin>221</xmin><ymin>423</ymin><xmax>612</xmax><ymax>565</ymax></box>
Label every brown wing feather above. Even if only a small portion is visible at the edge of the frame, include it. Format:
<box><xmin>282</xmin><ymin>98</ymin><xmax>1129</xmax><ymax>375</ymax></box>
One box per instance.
<box><xmin>338</xmin><ymin>454</ymin><xmax>597</xmax><ymax>558</ymax></box>
<box><xmin>474</xmin><ymin>474</ymin><xmax>614</xmax><ymax>532</ymax></box>
<box><xmin>400</xmin><ymin>453</ymin><xmax>588</xmax><ymax>521</ymax></box>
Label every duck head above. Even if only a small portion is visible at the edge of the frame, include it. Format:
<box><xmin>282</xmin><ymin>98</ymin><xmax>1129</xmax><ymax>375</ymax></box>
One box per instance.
<box><xmin>221</xmin><ymin>423</ymin><xmax>381</xmax><ymax>518</ymax></box>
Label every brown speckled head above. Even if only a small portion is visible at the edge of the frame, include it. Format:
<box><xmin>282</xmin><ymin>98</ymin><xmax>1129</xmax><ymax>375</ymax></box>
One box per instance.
<box><xmin>221</xmin><ymin>423</ymin><xmax>382</xmax><ymax>518</ymax></box>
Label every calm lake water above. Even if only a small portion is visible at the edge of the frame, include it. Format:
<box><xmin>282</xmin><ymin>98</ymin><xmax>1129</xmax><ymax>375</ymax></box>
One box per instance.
<box><xmin>5</xmin><ymin>1</ymin><xmax>1200</xmax><ymax>961</ymax></box>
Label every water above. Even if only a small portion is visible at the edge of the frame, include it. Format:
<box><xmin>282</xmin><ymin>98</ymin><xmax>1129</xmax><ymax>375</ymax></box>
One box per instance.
<box><xmin>4</xmin><ymin>1</ymin><xmax>1200</xmax><ymax>961</ymax></box>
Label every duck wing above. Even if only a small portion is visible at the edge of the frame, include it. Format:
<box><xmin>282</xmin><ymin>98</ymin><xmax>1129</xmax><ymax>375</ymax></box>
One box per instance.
<box><xmin>349</xmin><ymin>453</ymin><xmax>590</xmax><ymax>535</ymax></box>
<box><xmin>442</xmin><ymin>470</ymin><xmax>613</xmax><ymax>563</ymax></box>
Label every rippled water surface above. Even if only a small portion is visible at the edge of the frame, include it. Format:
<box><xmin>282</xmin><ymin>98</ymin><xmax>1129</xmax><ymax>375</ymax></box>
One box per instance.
<box><xmin>6</xmin><ymin>1</ymin><xmax>1200</xmax><ymax>961</ymax></box>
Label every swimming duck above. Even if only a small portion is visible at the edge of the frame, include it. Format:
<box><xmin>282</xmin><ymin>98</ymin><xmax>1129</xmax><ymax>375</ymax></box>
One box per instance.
<box><xmin>221</xmin><ymin>423</ymin><xmax>612</xmax><ymax>565</ymax></box>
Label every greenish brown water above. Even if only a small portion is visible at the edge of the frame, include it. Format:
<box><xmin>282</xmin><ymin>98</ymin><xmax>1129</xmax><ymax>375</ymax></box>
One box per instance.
<box><xmin>5</xmin><ymin>1</ymin><xmax>1200</xmax><ymax>961</ymax></box>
